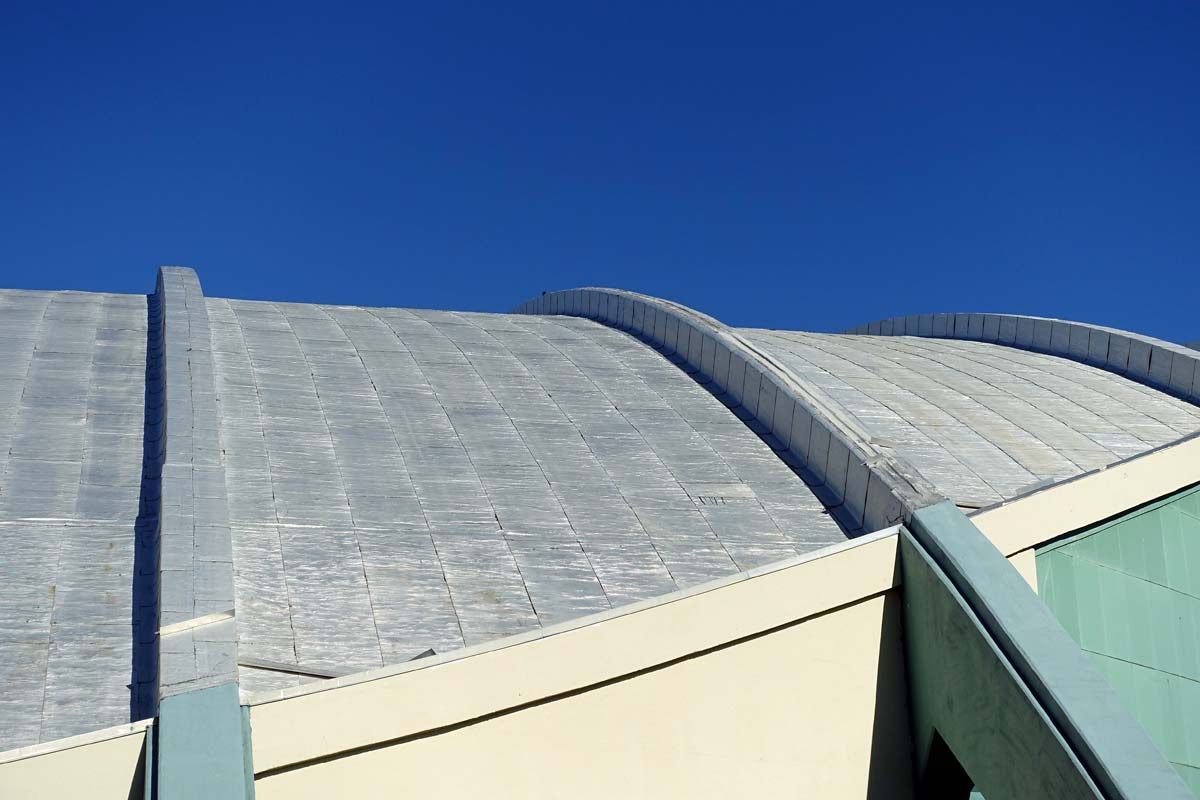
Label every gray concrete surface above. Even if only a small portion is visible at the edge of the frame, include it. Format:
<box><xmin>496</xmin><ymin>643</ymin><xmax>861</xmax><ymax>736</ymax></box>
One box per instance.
<box><xmin>0</xmin><ymin>289</ymin><xmax>150</xmax><ymax>750</ymax></box>
<box><xmin>740</xmin><ymin>330</ymin><xmax>1200</xmax><ymax>507</ymax></box>
<box><xmin>208</xmin><ymin>298</ymin><xmax>847</xmax><ymax>693</ymax></box>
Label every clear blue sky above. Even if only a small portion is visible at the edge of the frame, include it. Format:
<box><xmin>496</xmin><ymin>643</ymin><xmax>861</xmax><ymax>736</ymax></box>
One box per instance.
<box><xmin>2</xmin><ymin>2</ymin><xmax>1197</xmax><ymax>340</ymax></box>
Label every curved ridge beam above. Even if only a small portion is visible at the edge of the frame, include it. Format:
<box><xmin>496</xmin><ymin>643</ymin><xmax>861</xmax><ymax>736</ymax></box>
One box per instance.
<box><xmin>154</xmin><ymin>267</ymin><xmax>238</xmax><ymax>696</ymax></box>
<box><xmin>513</xmin><ymin>288</ymin><xmax>942</xmax><ymax>534</ymax></box>
<box><xmin>153</xmin><ymin>267</ymin><xmax>254</xmax><ymax>799</ymax></box>
<box><xmin>846</xmin><ymin>313</ymin><xmax>1200</xmax><ymax>405</ymax></box>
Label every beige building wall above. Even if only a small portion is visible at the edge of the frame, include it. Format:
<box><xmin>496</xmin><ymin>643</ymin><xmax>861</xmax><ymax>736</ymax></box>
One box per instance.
<box><xmin>8</xmin><ymin>421</ymin><xmax>1200</xmax><ymax>799</ymax></box>
<box><xmin>0</xmin><ymin>496</ymin><xmax>1060</xmax><ymax>800</ymax></box>
<box><xmin>255</xmin><ymin>592</ymin><xmax>912</xmax><ymax>800</ymax></box>
<box><xmin>0</xmin><ymin>722</ymin><xmax>147</xmax><ymax>799</ymax></box>
<box><xmin>247</xmin><ymin>534</ymin><xmax>912</xmax><ymax>799</ymax></box>
<box><xmin>973</xmin><ymin>434</ymin><xmax>1200</xmax><ymax>557</ymax></box>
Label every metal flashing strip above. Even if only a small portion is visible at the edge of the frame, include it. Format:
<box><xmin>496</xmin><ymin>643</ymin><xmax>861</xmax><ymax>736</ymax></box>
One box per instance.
<box><xmin>238</xmin><ymin>658</ymin><xmax>351</xmax><ymax>680</ymax></box>
<box><xmin>512</xmin><ymin>288</ymin><xmax>943</xmax><ymax>534</ymax></box>
<box><xmin>239</xmin><ymin>648</ymin><xmax>439</xmax><ymax>681</ymax></box>
<box><xmin>847</xmin><ymin>312</ymin><xmax>1200</xmax><ymax>405</ymax></box>
<box><xmin>154</xmin><ymin>267</ymin><xmax>238</xmax><ymax>698</ymax></box>
<box><xmin>906</xmin><ymin>501</ymin><xmax>1191</xmax><ymax>798</ymax></box>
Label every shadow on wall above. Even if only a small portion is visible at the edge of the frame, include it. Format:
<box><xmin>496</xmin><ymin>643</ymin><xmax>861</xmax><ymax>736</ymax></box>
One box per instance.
<box><xmin>130</xmin><ymin>292</ymin><xmax>162</xmax><ymax>721</ymax></box>
<box><xmin>866</xmin><ymin>590</ymin><xmax>917</xmax><ymax>799</ymax></box>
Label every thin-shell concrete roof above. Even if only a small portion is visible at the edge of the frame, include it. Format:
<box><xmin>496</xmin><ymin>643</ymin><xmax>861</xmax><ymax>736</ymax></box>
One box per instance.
<box><xmin>2</xmin><ymin>274</ymin><xmax>1200</xmax><ymax>755</ymax></box>
<box><xmin>0</xmin><ymin>289</ymin><xmax>151</xmax><ymax>749</ymax></box>
<box><xmin>208</xmin><ymin>299</ymin><xmax>844</xmax><ymax>694</ymax></box>
<box><xmin>738</xmin><ymin>329</ymin><xmax>1200</xmax><ymax>507</ymax></box>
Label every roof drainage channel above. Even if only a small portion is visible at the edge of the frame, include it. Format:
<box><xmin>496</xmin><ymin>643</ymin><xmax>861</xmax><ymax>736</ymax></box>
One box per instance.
<box><xmin>513</xmin><ymin>288</ymin><xmax>944</xmax><ymax>533</ymax></box>
<box><xmin>847</xmin><ymin>313</ymin><xmax>1200</xmax><ymax>406</ymax></box>
<box><xmin>155</xmin><ymin>267</ymin><xmax>238</xmax><ymax>697</ymax></box>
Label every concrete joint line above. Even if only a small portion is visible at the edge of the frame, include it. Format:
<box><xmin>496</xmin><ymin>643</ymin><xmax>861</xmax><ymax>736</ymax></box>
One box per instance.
<box><xmin>512</xmin><ymin>287</ymin><xmax>946</xmax><ymax>533</ymax></box>
<box><xmin>159</xmin><ymin>610</ymin><xmax>236</xmax><ymax>638</ymax></box>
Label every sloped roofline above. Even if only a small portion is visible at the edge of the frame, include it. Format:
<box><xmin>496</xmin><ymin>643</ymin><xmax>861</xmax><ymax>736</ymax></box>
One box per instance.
<box><xmin>513</xmin><ymin>288</ymin><xmax>944</xmax><ymax>534</ymax></box>
<box><xmin>972</xmin><ymin>428</ymin><xmax>1200</xmax><ymax>556</ymax></box>
<box><xmin>846</xmin><ymin>312</ymin><xmax>1200</xmax><ymax>405</ymax></box>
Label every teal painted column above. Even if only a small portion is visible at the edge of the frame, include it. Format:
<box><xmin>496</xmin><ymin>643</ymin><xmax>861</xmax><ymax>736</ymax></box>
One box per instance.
<box><xmin>151</xmin><ymin>267</ymin><xmax>251</xmax><ymax>798</ymax></box>
<box><xmin>900</xmin><ymin>528</ymin><xmax>1098</xmax><ymax>798</ymax></box>
<box><xmin>156</xmin><ymin>683</ymin><xmax>254</xmax><ymax>799</ymax></box>
<box><xmin>902</xmin><ymin>501</ymin><xmax>1191</xmax><ymax>799</ymax></box>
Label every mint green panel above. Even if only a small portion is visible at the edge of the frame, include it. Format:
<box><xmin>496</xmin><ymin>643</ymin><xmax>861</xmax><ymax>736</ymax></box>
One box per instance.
<box><xmin>1037</xmin><ymin>484</ymin><xmax>1200</xmax><ymax>795</ymax></box>
<box><xmin>157</xmin><ymin>683</ymin><xmax>254</xmax><ymax>799</ymax></box>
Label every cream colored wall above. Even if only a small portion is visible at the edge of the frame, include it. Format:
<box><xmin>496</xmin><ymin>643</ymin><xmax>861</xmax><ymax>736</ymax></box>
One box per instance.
<box><xmin>248</xmin><ymin>534</ymin><xmax>911</xmax><ymax>799</ymax></box>
<box><xmin>255</xmin><ymin>592</ymin><xmax>912</xmax><ymax>800</ymax></box>
<box><xmin>249</xmin><ymin>533</ymin><xmax>900</xmax><ymax>769</ymax></box>
<box><xmin>0</xmin><ymin>723</ymin><xmax>146</xmax><ymax>799</ymax></box>
<box><xmin>973</xmin><ymin>434</ymin><xmax>1200</xmax><ymax>556</ymax></box>
<box><xmin>974</xmin><ymin>434</ymin><xmax>1200</xmax><ymax>592</ymax></box>
<box><xmin>1008</xmin><ymin>548</ymin><xmax>1038</xmax><ymax>592</ymax></box>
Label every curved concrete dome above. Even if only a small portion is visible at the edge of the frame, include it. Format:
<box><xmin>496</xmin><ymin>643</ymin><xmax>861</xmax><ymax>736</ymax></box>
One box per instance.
<box><xmin>737</xmin><ymin>330</ymin><xmax>1200</xmax><ymax>507</ymax></box>
<box><xmin>206</xmin><ymin>299</ymin><xmax>846</xmax><ymax>692</ymax></box>
<box><xmin>0</xmin><ymin>289</ymin><xmax>151</xmax><ymax>748</ymax></box>
<box><xmin>5</xmin><ymin>270</ymin><xmax>1200</xmax><ymax>761</ymax></box>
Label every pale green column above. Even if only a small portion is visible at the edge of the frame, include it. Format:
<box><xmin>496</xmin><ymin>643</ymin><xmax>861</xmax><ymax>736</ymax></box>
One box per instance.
<box><xmin>902</xmin><ymin>501</ymin><xmax>1191</xmax><ymax>799</ymax></box>
<box><xmin>156</xmin><ymin>683</ymin><xmax>254</xmax><ymax>799</ymax></box>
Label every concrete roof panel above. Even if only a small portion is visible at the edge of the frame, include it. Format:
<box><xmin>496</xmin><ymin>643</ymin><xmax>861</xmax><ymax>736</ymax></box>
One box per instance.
<box><xmin>207</xmin><ymin>299</ymin><xmax>847</xmax><ymax>691</ymax></box>
<box><xmin>738</xmin><ymin>329</ymin><xmax>1200</xmax><ymax>507</ymax></box>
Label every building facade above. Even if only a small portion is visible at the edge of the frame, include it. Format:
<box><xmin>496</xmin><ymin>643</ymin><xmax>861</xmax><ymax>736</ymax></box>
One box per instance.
<box><xmin>1</xmin><ymin>268</ymin><xmax>1198</xmax><ymax>797</ymax></box>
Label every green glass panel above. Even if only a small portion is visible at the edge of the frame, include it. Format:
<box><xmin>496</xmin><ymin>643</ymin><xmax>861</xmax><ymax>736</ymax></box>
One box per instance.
<box><xmin>1178</xmin><ymin>764</ymin><xmax>1200</xmax><ymax>799</ymax></box>
<box><xmin>1177</xmin><ymin>490</ymin><xmax>1200</xmax><ymax>520</ymax></box>
<box><xmin>1098</xmin><ymin>566</ymin><xmax>1133</xmax><ymax>663</ymax></box>
<box><xmin>1184</xmin><ymin>675</ymin><xmax>1200</xmax><ymax>766</ymax></box>
<box><xmin>1118</xmin><ymin>516</ymin><xmax>1150</xmax><ymax>577</ymax></box>
<box><xmin>1073</xmin><ymin>557</ymin><xmax>1109</xmax><ymax>654</ymax></box>
<box><xmin>1144</xmin><ymin>512</ymin><xmax>1171</xmax><ymax>588</ymax></box>
<box><xmin>1038</xmin><ymin>551</ymin><xmax>1081</xmax><ymax>642</ymax></box>
<box><xmin>1175</xmin><ymin>591</ymin><xmax>1200</xmax><ymax>681</ymax></box>
<box><xmin>1037</xmin><ymin>485</ymin><xmax>1200</xmax><ymax>795</ymax></box>
<box><xmin>1163</xmin><ymin>510</ymin><xmax>1191</xmax><ymax>595</ymax></box>
<box><xmin>1164</xmin><ymin>675</ymin><xmax>1190</xmax><ymax>765</ymax></box>
<box><xmin>1093</xmin><ymin>525</ymin><xmax>1125</xmax><ymax>572</ymax></box>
